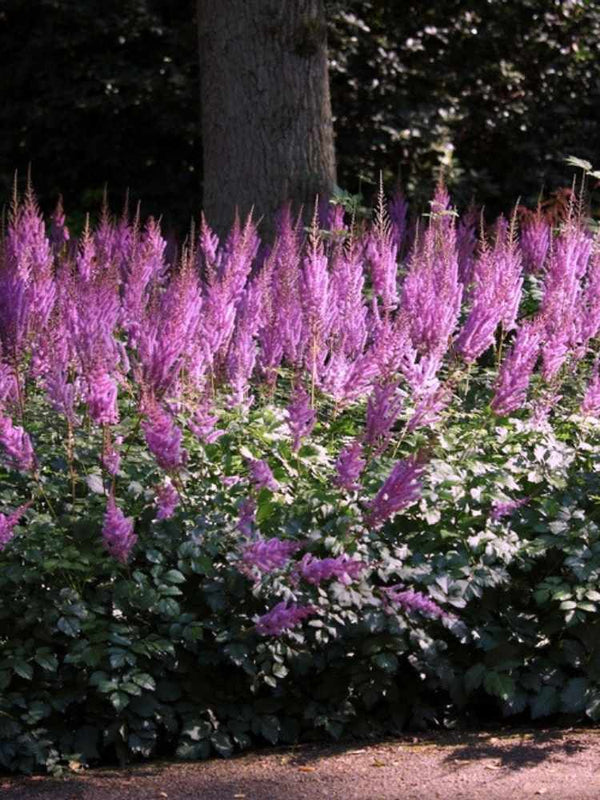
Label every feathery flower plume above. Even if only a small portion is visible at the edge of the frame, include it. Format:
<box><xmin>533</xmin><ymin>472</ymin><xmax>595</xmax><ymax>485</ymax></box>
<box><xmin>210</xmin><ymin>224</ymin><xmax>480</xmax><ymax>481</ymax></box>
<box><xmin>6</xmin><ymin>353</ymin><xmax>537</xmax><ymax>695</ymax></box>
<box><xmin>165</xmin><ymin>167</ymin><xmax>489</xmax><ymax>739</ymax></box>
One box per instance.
<box><xmin>254</xmin><ymin>601</ymin><xmax>316</xmax><ymax>636</ymax></box>
<box><xmin>455</xmin><ymin>216</ymin><xmax>523</xmax><ymax>362</ymax></box>
<box><xmin>240</xmin><ymin>537</ymin><xmax>300</xmax><ymax>578</ymax></box>
<box><xmin>297</xmin><ymin>553</ymin><xmax>365</xmax><ymax>586</ymax></box>
<box><xmin>102</xmin><ymin>435</ymin><xmax>122</xmax><ymax>476</ymax></box>
<box><xmin>102</xmin><ymin>497</ymin><xmax>137</xmax><ymax>563</ymax></box>
<box><xmin>367</xmin><ymin>455</ymin><xmax>425</xmax><ymax>528</ymax></box>
<box><xmin>401</xmin><ymin>187</ymin><xmax>463</xmax><ymax>358</ymax></box>
<box><xmin>247</xmin><ymin>459</ymin><xmax>279</xmax><ymax>492</ymax></box>
<box><xmin>155</xmin><ymin>482</ymin><xmax>179</xmax><ymax>520</ymax></box>
<box><xmin>0</xmin><ymin>502</ymin><xmax>31</xmax><ymax>551</ymax></box>
<box><xmin>381</xmin><ymin>585</ymin><xmax>451</xmax><ymax>619</ymax></box>
<box><xmin>407</xmin><ymin>382</ymin><xmax>451</xmax><ymax>432</ymax></box>
<box><xmin>189</xmin><ymin>399</ymin><xmax>224</xmax><ymax>444</ymax></box>
<box><xmin>365</xmin><ymin>185</ymin><xmax>399</xmax><ymax>312</ymax></box>
<box><xmin>0</xmin><ymin>415</ymin><xmax>36</xmax><ymax>472</ymax></box>
<box><xmin>581</xmin><ymin>367</ymin><xmax>600</xmax><ymax>417</ymax></box>
<box><xmin>539</xmin><ymin>220</ymin><xmax>591</xmax><ymax>380</ymax></box>
<box><xmin>143</xmin><ymin>404</ymin><xmax>187</xmax><ymax>471</ymax></box>
<box><xmin>86</xmin><ymin>369</ymin><xmax>119</xmax><ymax>426</ymax></box>
<box><xmin>520</xmin><ymin>211</ymin><xmax>550</xmax><ymax>272</ymax></box>
<box><xmin>491</xmin><ymin>321</ymin><xmax>543</xmax><ymax>416</ymax></box>
<box><xmin>237</xmin><ymin>497</ymin><xmax>257</xmax><ymax>537</ymax></box>
<box><xmin>286</xmin><ymin>386</ymin><xmax>316</xmax><ymax>451</ymax></box>
<box><xmin>490</xmin><ymin>496</ymin><xmax>529</xmax><ymax>520</ymax></box>
<box><xmin>365</xmin><ymin>382</ymin><xmax>403</xmax><ymax>449</ymax></box>
<box><xmin>334</xmin><ymin>440</ymin><xmax>365</xmax><ymax>491</ymax></box>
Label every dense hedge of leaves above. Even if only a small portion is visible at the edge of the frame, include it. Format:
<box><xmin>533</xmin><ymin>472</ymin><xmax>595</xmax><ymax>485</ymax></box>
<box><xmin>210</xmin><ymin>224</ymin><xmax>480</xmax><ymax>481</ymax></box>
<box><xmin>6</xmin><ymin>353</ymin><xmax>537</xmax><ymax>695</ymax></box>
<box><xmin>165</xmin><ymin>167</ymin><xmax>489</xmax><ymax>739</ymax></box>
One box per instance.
<box><xmin>1</xmin><ymin>182</ymin><xmax>600</xmax><ymax>774</ymax></box>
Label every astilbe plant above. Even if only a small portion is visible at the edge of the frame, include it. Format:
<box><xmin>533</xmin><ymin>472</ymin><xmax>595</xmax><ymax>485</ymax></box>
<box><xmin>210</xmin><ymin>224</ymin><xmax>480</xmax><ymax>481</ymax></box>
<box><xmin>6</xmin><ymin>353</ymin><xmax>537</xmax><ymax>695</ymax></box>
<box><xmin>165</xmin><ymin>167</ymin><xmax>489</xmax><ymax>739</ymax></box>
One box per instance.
<box><xmin>3</xmin><ymin>179</ymin><xmax>600</xmax><ymax>773</ymax></box>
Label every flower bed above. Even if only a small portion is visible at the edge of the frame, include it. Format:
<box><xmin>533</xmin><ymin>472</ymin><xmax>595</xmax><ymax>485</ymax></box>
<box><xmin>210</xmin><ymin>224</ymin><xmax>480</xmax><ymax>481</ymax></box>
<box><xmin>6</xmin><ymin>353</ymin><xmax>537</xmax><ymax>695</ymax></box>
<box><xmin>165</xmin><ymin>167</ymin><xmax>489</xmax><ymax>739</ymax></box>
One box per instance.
<box><xmin>1</xmin><ymin>185</ymin><xmax>600</xmax><ymax>774</ymax></box>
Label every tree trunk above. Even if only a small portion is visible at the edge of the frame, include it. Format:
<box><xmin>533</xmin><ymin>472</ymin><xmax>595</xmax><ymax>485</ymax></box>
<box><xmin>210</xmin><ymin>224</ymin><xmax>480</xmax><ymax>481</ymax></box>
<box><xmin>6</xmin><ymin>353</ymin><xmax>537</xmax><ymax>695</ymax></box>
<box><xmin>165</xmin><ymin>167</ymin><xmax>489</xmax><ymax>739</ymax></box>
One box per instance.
<box><xmin>197</xmin><ymin>0</ymin><xmax>336</xmax><ymax>236</ymax></box>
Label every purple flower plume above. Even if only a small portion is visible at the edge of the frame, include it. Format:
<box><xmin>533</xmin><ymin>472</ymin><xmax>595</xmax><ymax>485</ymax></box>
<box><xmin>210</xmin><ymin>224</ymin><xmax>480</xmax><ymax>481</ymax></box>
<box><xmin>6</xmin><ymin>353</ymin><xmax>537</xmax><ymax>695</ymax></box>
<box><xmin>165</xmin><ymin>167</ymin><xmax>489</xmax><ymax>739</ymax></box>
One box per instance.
<box><xmin>334</xmin><ymin>440</ymin><xmax>365</xmax><ymax>491</ymax></box>
<box><xmin>240</xmin><ymin>537</ymin><xmax>301</xmax><ymax>578</ymax></box>
<box><xmin>491</xmin><ymin>321</ymin><xmax>542</xmax><ymax>416</ymax></box>
<box><xmin>520</xmin><ymin>213</ymin><xmax>550</xmax><ymax>273</ymax></box>
<box><xmin>407</xmin><ymin>382</ymin><xmax>451</xmax><ymax>432</ymax></box>
<box><xmin>102</xmin><ymin>436</ymin><xmax>122</xmax><ymax>476</ymax></box>
<box><xmin>297</xmin><ymin>553</ymin><xmax>365</xmax><ymax>586</ymax></box>
<box><xmin>365</xmin><ymin>382</ymin><xmax>403</xmax><ymax>449</ymax></box>
<box><xmin>155</xmin><ymin>482</ymin><xmax>179</xmax><ymax>520</ymax></box>
<box><xmin>189</xmin><ymin>399</ymin><xmax>224</xmax><ymax>444</ymax></box>
<box><xmin>247</xmin><ymin>459</ymin><xmax>279</xmax><ymax>492</ymax></box>
<box><xmin>102</xmin><ymin>496</ymin><xmax>137</xmax><ymax>563</ymax></box>
<box><xmin>581</xmin><ymin>367</ymin><xmax>600</xmax><ymax>417</ymax></box>
<box><xmin>86</xmin><ymin>369</ymin><xmax>119</xmax><ymax>426</ymax></box>
<box><xmin>286</xmin><ymin>386</ymin><xmax>316</xmax><ymax>451</ymax></box>
<box><xmin>367</xmin><ymin>455</ymin><xmax>424</xmax><ymax>528</ymax></box>
<box><xmin>237</xmin><ymin>497</ymin><xmax>256</xmax><ymax>536</ymax></box>
<box><xmin>381</xmin><ymin>585</ymin><xmax>451</xmax><ymax>619</ymax></box>
<box><xmin>490</xmin><ymin>496</ymin><xmax>529</xmax><ymax>521</ymax></box>
<box><xmin>0</xmin><ymin>502</ymin><xmax>31</xmax><ymax>551</ymax></box>
<box><xmin>0</xmin><ymin>415</ymin><xmax>36</xmax><ymax>472</ymax></box>
<box><xmin>254</xmin><ymin>601</ymin><xmax>316</xmax><ymax>636</ymax></box>
<box><xmin>143</xmin><ymin>404</ymin><xmax>187</xmax><ymax>471</ymax></box>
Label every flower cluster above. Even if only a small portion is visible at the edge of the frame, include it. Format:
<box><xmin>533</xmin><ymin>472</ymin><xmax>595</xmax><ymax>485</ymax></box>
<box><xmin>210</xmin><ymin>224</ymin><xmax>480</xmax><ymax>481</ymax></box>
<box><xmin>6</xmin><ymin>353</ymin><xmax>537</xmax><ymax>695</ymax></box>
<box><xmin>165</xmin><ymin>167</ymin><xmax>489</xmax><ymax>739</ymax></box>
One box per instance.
<box><xmin>254</xmin><ymin>601</ymin><xmax>316</xmax><ymax>636</ymax></box>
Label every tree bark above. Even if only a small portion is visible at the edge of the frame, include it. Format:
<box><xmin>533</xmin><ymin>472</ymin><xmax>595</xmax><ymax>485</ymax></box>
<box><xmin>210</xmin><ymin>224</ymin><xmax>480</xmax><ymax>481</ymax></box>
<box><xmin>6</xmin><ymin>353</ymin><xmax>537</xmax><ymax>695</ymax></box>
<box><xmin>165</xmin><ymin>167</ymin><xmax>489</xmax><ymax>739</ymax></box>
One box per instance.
<box><xmin>197</xmin><ymin>0</ymin><xmax>336</xmax><ymax>236</ymax></box>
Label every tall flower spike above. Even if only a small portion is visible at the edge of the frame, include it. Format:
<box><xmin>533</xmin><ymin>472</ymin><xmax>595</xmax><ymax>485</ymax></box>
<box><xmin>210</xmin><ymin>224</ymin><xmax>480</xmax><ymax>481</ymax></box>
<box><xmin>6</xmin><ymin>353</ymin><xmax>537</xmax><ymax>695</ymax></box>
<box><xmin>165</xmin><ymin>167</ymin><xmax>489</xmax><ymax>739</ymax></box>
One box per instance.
<box><xmin>334</xmin><ymin>440</ymin><xmax>365</xmax><ymax>491</ymax></box>
<box><xmin>239</xmin><ymin>537</ymin><xmax>300</xmax><ymax>578</ymax></box>
<box><xmin>581</xmin><ymin>366</ymin><xmax>600</xmax><ymax>417</ymax></box>
<box><xmin>0</xmin><ymin>415</ymin><xmax>36</xmax><ymax>472</ymax></box>
<box><xmin>102</xmin><ymin>497</ymin><xmax>137</xmax><ymax>563</ymax></box>
<box><xmin>254</xmin><ymin>601</ymin><xmax>316</xmax><ymax>636</ymax></box>
<box><xmin>143</xmin><ymin>404</ymin><xmax>187</xmax><ymax>471</ymax></box>
<box><xmin>365</xmin><ymin>382</ymin><xmax>403</xmax><ymax>449</ymax></box>
<box><xmin>367</xmin><ymin>455</ymin><xmax>424</xmax><ymax>528</ymax></box>
<box><xmin>491</xmin><ymin>321</ymin><xmax>543</xmax><ymax>416</ymax></box>
<box><xmin>286</xmin><ymin>386</ymin><xmax>316</xmax><ymax>451</ymax></box>
<box><xmin>297</xmin><ymin>553</ymin><xmax>365</xmax><ymax>586</ymax></box>
<box><xmin>381</xmin><ymin>585</ymin><xmax>450</xmax><ymax>619</ymax></box>
<box><xmin>247</xmin><ymin>459</ymin><xmax>279</xmax><ymax>492</ymax></box>
<box><xmin>0</xmin><ymin>502</ymin><xmax>31</xmax><ymax>551</ymax></box>
<box><xmin>155</xmin><ymin>482</ymin><xmax>180</xmax><ymax>521</ymax></box>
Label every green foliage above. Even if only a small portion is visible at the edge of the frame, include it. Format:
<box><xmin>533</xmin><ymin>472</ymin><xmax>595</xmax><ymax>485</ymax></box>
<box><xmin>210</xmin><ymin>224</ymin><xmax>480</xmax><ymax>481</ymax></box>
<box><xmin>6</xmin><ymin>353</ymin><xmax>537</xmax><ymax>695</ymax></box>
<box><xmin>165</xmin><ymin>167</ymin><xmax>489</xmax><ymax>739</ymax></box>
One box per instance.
<box><xmin>2</xmin><ymin>367</ymin><xmax>600</xmax><ymax>774</ymax></box>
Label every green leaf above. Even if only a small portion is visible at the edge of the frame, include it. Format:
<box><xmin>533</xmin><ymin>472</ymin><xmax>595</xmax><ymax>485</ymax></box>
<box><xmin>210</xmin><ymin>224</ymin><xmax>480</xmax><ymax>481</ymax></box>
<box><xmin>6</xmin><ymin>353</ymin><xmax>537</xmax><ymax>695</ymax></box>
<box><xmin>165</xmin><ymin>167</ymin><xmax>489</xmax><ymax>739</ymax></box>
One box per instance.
<box><xmin>210</xmin><ymin>731</ymin><xmax>233</xmax><ymax>757</ymax></box>
<box><xmin>132</xmin><ymin>672</ymin><xmax>156</xmax><ymax>691</ymax></box>
<box><xmin>163</xmin><ymin>569</ymin><xmax>186</xmax><ymax>584</ymax></box>
<box><xmin>464</xmin><ymin>663</ymin><xmax>485</xmax><ymax>693</ymax></box>
<box><xmin>110</xmin><ymin>691</ymin><xmax>130</xmax><ymax>712</ymax></box>
<box><xmin>260</xmin><ymin>715</ymin><xmax>280</xmax><ymax>745</ymax></box>
<box><xmin>483</xmin><ymin>671</ymin><xmax>515</xmax><ymax>701</ymax></box>
<box><xmin>34</xmin><ymin>652</ymin><xmax>58</xmax><ymax>672</ymax></box>
<box><xmin>531</xmin><ymin>685</ymin><xmax>558</xmax><ymax>719</ymax></box>
<box><xmin>12</xmin><ymin>661</ymin><xmax>33</xmax><ymax>680</ymax></box>
<box><xmin>561</xmin><ymin>678</ymin><xmax>588</xmax><ymax>713</ymax></box>
<box><xmin>182</xmin><ymin>721</ymin><xmax>212</xmax><ymax>741</ymax></box>
<box><xmin>57</xmin><ymin>617</ymin><xmax>81</xmax><ymax>637</ymax></box>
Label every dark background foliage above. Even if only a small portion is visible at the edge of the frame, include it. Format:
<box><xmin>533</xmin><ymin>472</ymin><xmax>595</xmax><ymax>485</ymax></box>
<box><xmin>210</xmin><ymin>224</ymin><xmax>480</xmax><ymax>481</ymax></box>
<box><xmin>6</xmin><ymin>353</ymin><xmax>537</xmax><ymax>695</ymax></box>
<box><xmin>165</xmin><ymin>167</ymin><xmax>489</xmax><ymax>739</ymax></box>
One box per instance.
<box><xmin>1</xmin><ymin>0</ymin><xmax>600</xmax><ymax>226</ymax></box>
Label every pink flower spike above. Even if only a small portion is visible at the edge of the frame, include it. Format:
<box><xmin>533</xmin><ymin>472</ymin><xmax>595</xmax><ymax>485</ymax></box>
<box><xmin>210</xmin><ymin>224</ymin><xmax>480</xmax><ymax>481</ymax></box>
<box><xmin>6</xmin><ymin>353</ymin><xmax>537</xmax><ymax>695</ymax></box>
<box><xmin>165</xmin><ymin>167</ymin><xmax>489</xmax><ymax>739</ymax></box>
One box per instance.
<box><xmin>0</xmin><ymin>502</ymin><xmax>31</xmax><ymax>551</ymax></box>
<box><xmin>102</xmin><ymin>497</ymin><xmax>137</xmax><ymax>563</ymax></box>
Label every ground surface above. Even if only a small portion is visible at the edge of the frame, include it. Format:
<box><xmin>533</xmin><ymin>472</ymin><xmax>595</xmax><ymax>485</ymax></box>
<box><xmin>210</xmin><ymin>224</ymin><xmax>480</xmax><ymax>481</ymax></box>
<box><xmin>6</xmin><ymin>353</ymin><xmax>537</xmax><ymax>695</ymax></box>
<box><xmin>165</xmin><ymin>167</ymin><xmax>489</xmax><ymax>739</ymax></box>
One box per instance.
<box><xmin>2</xmin><ymin>728</ymin><xmax>599</xmax><ymax>800</ymax></box>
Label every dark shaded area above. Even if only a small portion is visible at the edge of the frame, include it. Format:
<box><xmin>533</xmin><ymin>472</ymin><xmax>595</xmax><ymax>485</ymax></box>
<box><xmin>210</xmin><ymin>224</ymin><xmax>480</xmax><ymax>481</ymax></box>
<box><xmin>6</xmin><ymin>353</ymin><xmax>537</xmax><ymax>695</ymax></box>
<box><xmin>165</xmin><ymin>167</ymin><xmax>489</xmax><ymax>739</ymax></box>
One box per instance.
<box><xmin>2</xmin><ymin>1</ymin><xmax>600</xmax><ymax>228</ymax></box>
<box><xmin>0</xmin><ymin>0</ymin><xmax>200</xmax><ymax>231</ymax></box>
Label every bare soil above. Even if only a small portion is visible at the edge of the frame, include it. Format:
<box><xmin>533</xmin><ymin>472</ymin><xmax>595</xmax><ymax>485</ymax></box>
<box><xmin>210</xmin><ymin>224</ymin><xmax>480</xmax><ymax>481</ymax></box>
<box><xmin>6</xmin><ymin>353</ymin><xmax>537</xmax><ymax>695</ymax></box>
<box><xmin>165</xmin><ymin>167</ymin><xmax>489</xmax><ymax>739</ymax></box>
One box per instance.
<box><xmin>2</xmin><ymin>727</ymin><xmax>600</xmax><ymax>800</ymax></box>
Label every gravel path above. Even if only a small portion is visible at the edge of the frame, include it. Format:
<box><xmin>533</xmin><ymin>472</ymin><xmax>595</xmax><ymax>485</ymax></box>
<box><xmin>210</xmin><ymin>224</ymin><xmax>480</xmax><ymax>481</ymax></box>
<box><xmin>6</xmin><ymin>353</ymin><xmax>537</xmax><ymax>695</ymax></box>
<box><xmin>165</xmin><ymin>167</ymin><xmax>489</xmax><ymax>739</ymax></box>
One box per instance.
<box><xmin>2</xmin><ymin>728</ymin><xmax>600</xmax><ymax>800</ymax></box>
